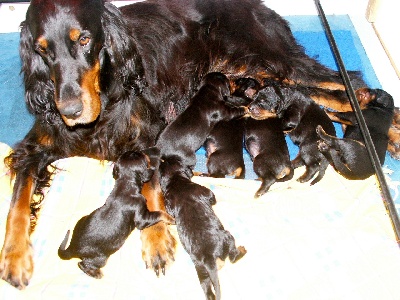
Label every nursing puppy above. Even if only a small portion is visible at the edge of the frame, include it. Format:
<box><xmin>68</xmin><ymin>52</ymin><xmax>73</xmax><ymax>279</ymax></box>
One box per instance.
<box><xmin>58</xmin><ymin>149</ymin><xmax>174</xmax><ymax>278</ymax></box>
<box><xmin>230</xmin><ymin>78</ymin><xmax>293</xmax><ymax>197</ymax></box>
<box><xmin>204</xmin><ymin>118</ymin><xmax>246</xmax><ymax>178</ymax></box>
<box><xmin>249</xmin><ymin>82</ymin><xmax>336</xmax><ymax>184</ymax></box>
<box><xmin>159</xmin><ymin>155</ymin><xmax>247</xmax><ymax>300</ymax></box>
<box><xmin>156</xmin><ymin>72</ymin><xmax>248</xmax><ymax>168</ymax></box>
<box><xmin>245</xmin><ymin>117</ymin><xmax>293</xmax><ymax>197</ymax></box>
<box><xmin>317</xmin><ymin>88</ymin><xmax>394</xmax><ymax>179</ymax></box>
<box><xmin>203</xmin><ymin>77</ymin><xmax>262</xmax><ymax>179</ymax></box>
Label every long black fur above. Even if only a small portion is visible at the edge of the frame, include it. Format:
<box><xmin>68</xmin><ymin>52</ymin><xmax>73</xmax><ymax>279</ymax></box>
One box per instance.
<box><xmin>1</xmin><ymin>0</ymin><xmax>378</xmax><ymax>289</ymax></box>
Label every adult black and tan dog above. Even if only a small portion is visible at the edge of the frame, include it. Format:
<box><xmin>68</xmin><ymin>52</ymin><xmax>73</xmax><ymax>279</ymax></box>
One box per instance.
<box><xmin>1</xmin><ymin>0</ymin><xmax>395</xmax><ymax>289</ymax></box>
<box><xmin>58</xmin><ymin>149</ymin><xmax>174</xmax><ymax>279</ymax></box>
<box><xmin>159</xmin><ymin>155</ymin><xmax>246</xmax><ymax>300</ymax></box>
<box><xmin>317</xmin><ymin>88</ymin><xmax>394</xmax><ymax>179</ymax></box>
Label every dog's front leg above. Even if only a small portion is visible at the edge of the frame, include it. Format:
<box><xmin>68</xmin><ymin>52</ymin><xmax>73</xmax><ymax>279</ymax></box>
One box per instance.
<box><xmin>0</xmin><ymin>173</ymin><xmax>34</xmax><ymax>289</ymax></box>
<box><xmin>140</xmin><ymin>172</ymin><xmax>177</xmax><ymax>276</ymax></box>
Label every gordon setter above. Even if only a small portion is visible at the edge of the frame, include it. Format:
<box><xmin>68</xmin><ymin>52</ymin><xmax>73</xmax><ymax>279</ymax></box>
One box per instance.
<box><xmin>1</xmin><ymin>0</ymin><xmax>397</xmax><ymax>289</ymax></box>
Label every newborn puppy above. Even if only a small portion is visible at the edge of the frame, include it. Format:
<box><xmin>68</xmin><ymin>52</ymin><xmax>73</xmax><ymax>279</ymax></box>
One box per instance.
<box><xmin>317</xmin><ymin>88</ymin><xmax>394</xmax><ymax>179</ymax></box>
<box><xmin>245</xmin><ymin>117</ymin><xmax>293</xmax><ymax>197</ymax></box>
<box><xmin>204</xmin><ymin>118</ymin><xmax>246</xmax><ymax>178</ymax></box>
<box><xmin>58</xmin><ymin>149</ymin><xmax>175</xmax><ymax>279</ymax></box>
<box><xmin>156</xmin><ymin>72</ymin><xmax>248</xmax><ymax>168</ymax></box>
<box><xmin>159</xmin><ymin>155</ymin><xmax>247</xmax><ymax>300</ymax></box>
<box><xmin>229</xmin><ymin>78</ymin><xmax>293</xmax><ymax>196</ymax></box>
<box><xmin>203</xmin><ymin>77</ymin><xmax>260</xmax><ymax>179</ymax></box>
<box><xmin>249</xmin><ymin>81</ymin><xmax>336</xmax><ymax>184</ymax></box>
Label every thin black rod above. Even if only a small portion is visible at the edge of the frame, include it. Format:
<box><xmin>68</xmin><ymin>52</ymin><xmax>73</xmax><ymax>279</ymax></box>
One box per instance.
<box><xmin>314</xmin><ymin>0</ymin><xmax>400</xmax><ymax>243</ymax></box>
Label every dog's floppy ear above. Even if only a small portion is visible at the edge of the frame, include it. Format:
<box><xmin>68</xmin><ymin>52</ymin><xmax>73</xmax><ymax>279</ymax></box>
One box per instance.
<box><xmin>19</xmin><ymin>21</ymin><xmax>59</xmax><ymax>124</ymax></box>
<box><xmin>142</xmin><ymin>147</ymin><xmax>161</xmax><ymax>170</ymax></box>
<box><xmin>101</xmin><ymin>3</ymin><xmax>147</xmax><ymax>100</ymax></box>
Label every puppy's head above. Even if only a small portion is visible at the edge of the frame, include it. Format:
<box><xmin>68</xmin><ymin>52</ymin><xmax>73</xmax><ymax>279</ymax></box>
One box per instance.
<box><xmin>232</xmin><ymin>77</ymin><xmax>261</xmax><ymax>99</ymax></box>
<box><xmin>201</xmin><ymin>72</ymin><xmax>230</xmax><ymax>97</ymax></box>
<box><xmin>248</xmin><ymin>84</ymin><xmax>284</xmax><ymax>120</ymax></box>
<box><xmin>159</xmin><ymin>155</ymin><xmax>193</xmax><ymax>180</ymax></box>
<box><xmin>368</xmin><ymin>89</ymin><xmax>394</xmax><ymax>111</ymax></box>
<box><xmin>113</xmin><ymin>150</ymin><xmax>158</xmax><ymax>183</ymax></box>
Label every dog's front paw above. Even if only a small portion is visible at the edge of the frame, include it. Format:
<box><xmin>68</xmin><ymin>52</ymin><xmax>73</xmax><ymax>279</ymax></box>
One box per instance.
<box><xmin>140</xmin><ymin>222</ymin><xmax>177</xmax><ymax>276</ymax></box>
<box><xmin>0</xmin><ymin>239</ymin><xmax>33</xmax><ymax>289</ymax></box>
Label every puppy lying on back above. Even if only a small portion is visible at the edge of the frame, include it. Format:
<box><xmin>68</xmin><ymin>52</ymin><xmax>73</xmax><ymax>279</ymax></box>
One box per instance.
<box><xmin>317</xmin><ymin>88</ymin><xmax>394</xmax><ymax>179</ymax></box>
<box><xmin>249</xmin><ymin>81</ymin><xmax>336</xmax><ymax>185</ymax></box>
<box><xmin>230</xmin><ymin>78</ymin><xmax>293</xmax><ymax>197</ymax></box>
<box><xmin>156</xmin><ymin>72</ymin><xmax>248</xmax><ymax>168</ymax></box>
<box><xmin>159</xmin><ymin>155</ymin><xmax>247</xmax><ymax>300</ymax></box>
<box><xmin>58</xmin><ymin>149</ymin><xmax>174</xmax><ymax>279</ymax></box>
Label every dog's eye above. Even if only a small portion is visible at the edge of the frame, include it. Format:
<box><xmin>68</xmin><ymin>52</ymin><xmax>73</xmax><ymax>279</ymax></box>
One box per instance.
<box><xmin>36</xmin><ymin>45</ymin><xmax>47</xmax><ymax>55</ymax></box>
<box><xmin>79</xmin><ymin>36</ymin><xmax>90</xmax><ymax>46</ymax></box>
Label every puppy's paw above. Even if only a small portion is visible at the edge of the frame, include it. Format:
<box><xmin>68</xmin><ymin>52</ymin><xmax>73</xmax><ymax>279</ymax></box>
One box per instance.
<box><xmin>0</xmin><ymin>239</ymin><xmax>33</xmax><ymax>289</ymax></box>
<box><xmin>317</xmin><ymin>140</ymin><xmax>329</xmax><ymax>152</ymax></box>
<box><xmin>78</xmin><ymin>262</ymin><xmax>103</xmax><ymax>279</ymax></box>
<box><xmin>141</xmin><ymin>222</ymin><xmax>177</xmax><ymax>276</ymax></box>
<box><xmin>229</xmin><ymin>245</ymin><xmax>247</xmax><ymax>263</ymax></box>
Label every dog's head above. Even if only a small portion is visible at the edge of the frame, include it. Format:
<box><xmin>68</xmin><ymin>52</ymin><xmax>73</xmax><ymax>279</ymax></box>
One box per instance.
<box><xmin>113</xmin><ymin>149</ymin><xmax>159</xmax><ymax>183</ymax></box>
<box><xmin>21</xmin><ymin>0</ymin><xmax>145</xmax><ymax>126</ymax></box>
<box><xmin>248</xmin><ymin>82</ymin><xmax>285</xmax><ymax>120</ymax></box>
<box><xmin>201</xmin><ymin>72</ymin><xmax>231</xmax><ymax>97</ymax></box>
<box><xmin>367</xmin><ymin>89</ymin><xmax>395</xmax><ymax>111</ymax></box>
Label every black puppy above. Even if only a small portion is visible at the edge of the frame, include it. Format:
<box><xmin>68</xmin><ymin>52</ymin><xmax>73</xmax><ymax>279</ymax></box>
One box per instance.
<box><xmin>159</xmin><ymin>155</ymin><xmax>247</xmax><ymax>300</ymax></box>
<box><xmin>249</xmin><ymin>82</ymin><xmax>336</xmax><ymax>184</ymax></box>
<box><xmin>204</xmin><ymin>119</ymin><xmax>246</xmax><ymax>178</ymax></box>
<box><xmin>203</xmin><ymin>77</ymin><xmax>262</xmax><ymax>179</ymax></box>
<box><xmin>317</xmin><ymin>88</ymin><xmax>394</xmax><ymax>179</ymax></box>
<box><xmin>245</xmin><ymin>117</ymin><xmax>293</xmax><ymax>197</ymax></box>
<box><xmin>58</xmin><ymin>149</ymin><xmax>175</xmax><ymax>278</ymax></box>
<box><xmin>229</xmin><ymin>78</ymin><xmax>293</xmax><ymax>197</ymax></box>
<box><xmin>155</xmin><ymin>72</ymin><xmax>248</xmax><ymax>168</ymax></box>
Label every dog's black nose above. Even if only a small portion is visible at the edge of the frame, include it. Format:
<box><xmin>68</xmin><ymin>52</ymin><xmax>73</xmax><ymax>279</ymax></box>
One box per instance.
<box><xmin>57</xmin><ymin>101</ymin><xmax>83</xmax><ymax>119</ymax></box>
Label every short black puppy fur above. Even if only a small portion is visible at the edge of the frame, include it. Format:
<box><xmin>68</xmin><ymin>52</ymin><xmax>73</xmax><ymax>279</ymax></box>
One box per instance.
<box><xmin>202</xmin><ymin>77</ymin><xmax>260</xmax><ymax>179</ymax></box>
<box><xmin>249</xmin><ymin>81</ymin><xmax>336</xmax><ymax>185</ymax></box>
<box><xmin>231</xmin><ymin>78</ymin><xmax>293</xmax><ymax>197</ymax></box>
<box><xmin>58</xmin><ymin>149</ymin><xmax>175</xmax><ymax>278</ymax></box>
<box><xmin>155</xmin><ymin>72</ymin><xmax>248</xmax><ymax>168</ymax></box>
<box><xmin>317</xmin><ymin>88</ymin><xmax>394</xmax><ymax>179</ymax></box>
<box><xmin>159</xmin><ymin>155</ymin><xmax>247</xmax><ymax>300</ymax></box>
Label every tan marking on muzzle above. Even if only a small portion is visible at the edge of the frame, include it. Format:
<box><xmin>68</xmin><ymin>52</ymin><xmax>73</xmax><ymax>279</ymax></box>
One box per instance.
<box><xmin>62</xmin><ymin>60</ymin><xmax>101</xmax><ymax>126</ymax></box>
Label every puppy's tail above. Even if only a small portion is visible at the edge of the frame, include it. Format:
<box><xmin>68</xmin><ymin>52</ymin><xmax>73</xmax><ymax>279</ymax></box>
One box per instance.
<box><xmin>208</xmin><ymin>264</ymin><xmax>221</xmax><ymax>300</ymax></box>
<box><xmin>195</xmin><ymin>261</ymin><xmax>221</xmax><ymax>300</ymax></box>
<box><xmin>58</xmin><ymin>230</ymin><xmax>73</xmax><ymax>260</ymax></box>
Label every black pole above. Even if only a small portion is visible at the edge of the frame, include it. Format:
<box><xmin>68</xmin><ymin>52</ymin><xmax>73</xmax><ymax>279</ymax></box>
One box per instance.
<box><xmin>314</xmin><ymin>0</ymin><xmax>400</xmax><ymax>244</ymax></box>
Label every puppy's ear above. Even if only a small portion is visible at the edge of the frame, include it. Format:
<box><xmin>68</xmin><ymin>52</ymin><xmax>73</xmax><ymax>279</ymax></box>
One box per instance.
<box><xmin>142</xmin><ymin>147</ymin><xmax>161</xmax><ymax>170</ymax></box>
